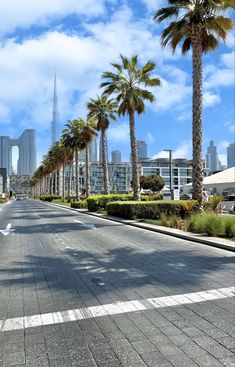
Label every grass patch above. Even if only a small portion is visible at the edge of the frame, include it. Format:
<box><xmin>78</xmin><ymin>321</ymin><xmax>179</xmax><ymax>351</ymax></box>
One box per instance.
<box><xmin>52</xmin><ymin>199</ymin><xmax>71</xmax><ymax>207</ymax></box>
<box><xmin>137</xmin><ymin>218</ymin><xmax>161</xmax><ymax>225</ymax></box>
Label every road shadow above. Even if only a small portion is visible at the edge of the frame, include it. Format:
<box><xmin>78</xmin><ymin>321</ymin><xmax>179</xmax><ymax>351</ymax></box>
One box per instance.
<box><xmin>0</xmin><ymin>245</ymin><xmax>234</xmax><ymax>300</ymax></box>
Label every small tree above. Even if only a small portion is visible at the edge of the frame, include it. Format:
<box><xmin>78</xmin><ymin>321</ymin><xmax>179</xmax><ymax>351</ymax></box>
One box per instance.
<box><xmin>140</xmin><ymin>174</ymin><xmax>164</xmax><ymax>192</ymax></box>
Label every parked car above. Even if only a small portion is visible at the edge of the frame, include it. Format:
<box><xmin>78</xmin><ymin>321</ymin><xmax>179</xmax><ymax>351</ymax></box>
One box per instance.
<box><xmin>140</xmin><ymin>189</ymin><xmax>153</xmax><ymax>195</ymax></box>
<box><xmin>217</xmin><ymin>195</ymin><xmax>235</xmax><ymax>214</ymax></box>
<box><xmin>180</xmin><ymin>193</ymin><xmax>192</xmax><ymax>200</ymax></box>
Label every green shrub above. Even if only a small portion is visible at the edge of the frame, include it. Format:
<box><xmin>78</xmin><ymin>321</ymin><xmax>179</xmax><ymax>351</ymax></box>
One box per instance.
<box><xmin>160</xmin><ymin>214</ymin><xmax>184</xmax><ymax>230</ymax></box>
<box><xmin>187</xmin><ymin>212</ymin><xmax>225</xmax><ymax>237</ymax></box>
<box><xmin>186</xmin><ymin>213</ymin><xmax>206</xmax><ymax>233</ymax></box>
<box><xmin>0</xmin><ymin>198</ymin><xmax>6</xmax><ymax>204</ymax></box>
<box><xmin>224</xmin><ymin>216</ymin><xmax>235</xmax><ymax>238</ymax></box>
<box><xmin>106</xmin><ymin>200</ymin><xmax>189</xmax><ymax>220</ymax></box>
<box><xmin>209</xmin><ymin>196</ymin><xmax>224</xmax><ymax>211</ymax></box>
<box><xmin>40</xmin><ymin>195</ymin><xmax>61</xmax><ymax>202</ymax></box>
<box><xmin>181</xmin><ymin>200</ymin><xmax>198</xmax><ymax>216</ymax></box>
<box><xmin>141</xmin><ymin>193</ymin><xmax>163</xmax><ymax>201</ymax></box>
<box><xmin>204</xmin><ymin>213</ymin><xmax>224</xmax><ymax>237</ymax></box>
<box><xmin>71</xmin><ymin>201</ymin><xmax>87</xmax><ymax>209</ymax></box>
<box><xmin>86</xmin><ymin>194</ymin><xmax>133</xmax><ymax>212</ymax></box>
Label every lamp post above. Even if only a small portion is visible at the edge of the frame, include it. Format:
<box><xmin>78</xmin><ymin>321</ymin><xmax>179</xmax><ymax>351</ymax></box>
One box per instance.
<box><xmin>164</xmin><ymin>149</ymin><xmax>173</xmax><ymax>200</ymax></box>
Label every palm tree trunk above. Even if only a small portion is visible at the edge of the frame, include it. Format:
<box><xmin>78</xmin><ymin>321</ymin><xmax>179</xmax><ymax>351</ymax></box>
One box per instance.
<box><xmin>62</xmin><ymin>163</ymin><xmax>65</xmax><ymax>201</ymax></box>
<box><xmin>75</xmin><ymin>149</ymin><xmax>80</xmax><ymax>201</ymax></box>
<box><xmin>68</xmin><ymin>161</ymin><xmax>72</xmax><ymax>201</ymax></box>
<box><xmin>85</xmin><ymin>143</ymin><xmax>90</xmax><ymax>197</ymax></box>
<box><xmin>49</xmin><ymin>174</ymin><xmax>53</xmax><ymax>195</ymax></box>
<box><xmin>101</xmin><ymin>129</ymin><xmax>109</xmax><ymax>195</ymax></box>
<box><xmin>129</xmin><ymin>109</ymin><xmax>140</xmax><ymax>201</ymax></box>
<box><xmin>192</xmin><ymin>28</ymin><xmax>203</xmax><ymax>205</ymax></box>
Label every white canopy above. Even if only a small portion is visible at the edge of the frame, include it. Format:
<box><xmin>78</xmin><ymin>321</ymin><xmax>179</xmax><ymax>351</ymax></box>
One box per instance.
<box><xmin>182</xmin><ymin>167</ymin><xmax>235</xmax><ymax>195</ymax></box>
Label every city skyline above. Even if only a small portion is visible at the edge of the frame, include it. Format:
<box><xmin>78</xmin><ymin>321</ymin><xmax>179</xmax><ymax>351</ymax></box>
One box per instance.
<box><xmin>0</xmin><ymin>1</ymin><xmax>234</xmax><ymax>167</ymax></box>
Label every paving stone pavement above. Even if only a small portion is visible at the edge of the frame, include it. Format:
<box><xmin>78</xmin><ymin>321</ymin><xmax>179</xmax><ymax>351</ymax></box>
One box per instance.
<box><xmin>0</xmin><ymin>199</ymin><xmax>234</xmax><ymax>367</ymax></box>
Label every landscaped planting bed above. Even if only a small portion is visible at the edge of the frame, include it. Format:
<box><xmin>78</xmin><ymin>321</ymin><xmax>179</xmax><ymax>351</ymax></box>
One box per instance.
<box><xmin>106</xmin><ymin>200</ymin><xmax>192</xmax><ymax>220</ymax></box>
<box><xmin>86</xmin><ymin>194</ymin><xmax>133</xmax><ymax>212</ymax></box>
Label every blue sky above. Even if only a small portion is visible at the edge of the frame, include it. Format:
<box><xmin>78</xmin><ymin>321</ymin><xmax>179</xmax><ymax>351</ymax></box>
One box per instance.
<box><xmin>0</xmin><ymin>0</ymin><xmax>234</xmax><ymax>168</ymax></box>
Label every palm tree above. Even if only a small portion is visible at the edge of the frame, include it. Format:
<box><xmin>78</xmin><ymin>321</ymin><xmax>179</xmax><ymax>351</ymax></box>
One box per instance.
<box><xmin>101</xmin><ymin>55</ymin><xmax>161</xmax><ymax>200</ymax></box>
<box><xmin>154</xmin><ymin>0</ymin><xmax>234</xmax><ymax>204</ymax></box>
<box><xmin>87</xmin><ymin>96</ymin><xmax>117</xmax><ymax>195</ymax></box>
<box><xmin>79</xmin><ymin>118</ymin><xmax>97</xmax><ymax>197</ymax></box>
<box><xmin>65</xmin><ymin>120</ymin><xmax>86</xmax><ymax>200</ymax></box>
<box><xmin>61</xmin><ymin>125</ymin><xmax>76</xmax><ymax>201</ymax></box>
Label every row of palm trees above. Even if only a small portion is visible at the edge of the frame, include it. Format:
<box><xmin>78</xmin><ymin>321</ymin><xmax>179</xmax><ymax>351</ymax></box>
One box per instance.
<box><xmin>30</xmin><ymin>0</ymin><xmax>234</xmax><ymax>204</ymax></box>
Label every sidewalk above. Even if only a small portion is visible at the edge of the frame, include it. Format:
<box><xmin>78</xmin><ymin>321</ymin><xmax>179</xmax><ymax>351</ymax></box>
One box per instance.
<box><xmin>48</xmin><ymin>202</ymin><xmax>235</xmax><ymax>252</ymax></box>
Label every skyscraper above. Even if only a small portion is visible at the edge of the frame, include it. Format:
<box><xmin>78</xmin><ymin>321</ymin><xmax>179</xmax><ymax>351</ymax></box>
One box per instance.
<box><xmin>111</xmin><ymin>150</ymin><xmax>121</xmax><ymax>163</ymax></box>
<box><xmin>0</xmin><ymin>130</ymin><xmax>36</xmax><ymax>175</ymax></box>
<box><xmin>206</xmin><ymin>140</ymin><xmax>218</xmax><ymax>172</ymax></box>
<box><xmin>90</xmin><ymin>138</ymin><xmax>98</xmax><ymax>162</ymax></box>
<box><xmin>51</xmin><ymin>74</ymin><xmax>59</xmax><ymax>145</ymax></box>
<box><xmin>227</xmin><ymin>143</ymin><xmax>235</xmax><ymax>168</ymax></box>
<box><xmin>137</xmin><ymin>140</ymin><xmax>148</xmax><ymax>159</ymax></box>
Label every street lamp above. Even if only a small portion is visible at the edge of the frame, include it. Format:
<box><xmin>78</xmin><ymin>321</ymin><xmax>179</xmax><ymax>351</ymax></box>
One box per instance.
<box><xmin>164</xmin><ymin>149</ymin><xmax>173</xmax><ymax>200</ymax></box>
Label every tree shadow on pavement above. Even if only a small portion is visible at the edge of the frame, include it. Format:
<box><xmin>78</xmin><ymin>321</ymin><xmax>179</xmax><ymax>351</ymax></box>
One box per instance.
<box><xmin>0</xmin><ymin>245</ymin><xmax>234</xmax><ymax>301</ymax></box>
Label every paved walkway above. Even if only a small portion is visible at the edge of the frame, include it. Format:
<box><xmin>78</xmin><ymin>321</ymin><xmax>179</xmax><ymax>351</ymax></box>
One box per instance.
<box><xmin>0</xmin><ymin>200</ymin><xmax>234</xmax><ymax>366</ymax></box>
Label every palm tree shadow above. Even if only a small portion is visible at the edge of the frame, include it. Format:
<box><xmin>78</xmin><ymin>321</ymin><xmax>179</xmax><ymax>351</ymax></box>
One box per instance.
<box><xmin>0</xmin><ymin>247</ymin><xmax>234</xmax><ymax>303</ymax></box>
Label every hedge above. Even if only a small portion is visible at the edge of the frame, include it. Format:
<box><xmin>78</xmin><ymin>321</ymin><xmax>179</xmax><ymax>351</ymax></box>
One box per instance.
<box><xmin>106</xmin><ymin>200</ymin><xmax>191</xmax><ymax>220</ymax></box>
<box><xmin>140</xmin><ymin>193</ymin><xmax>163</xmax><ymax>201</ymax></box>
<box><xmin>86</xmin><ymin>194</ymin><xmax>133</xmax><ymax>212</ymax></box>
<box><xmin>71</xmin><ymin>201</ymin><xmax>87</xmax><ymax>209</ymax></box>
<box><xmin>39</xmin><ymin>195</ymin><xmax>61</xmax><ymax>202</ymax></box>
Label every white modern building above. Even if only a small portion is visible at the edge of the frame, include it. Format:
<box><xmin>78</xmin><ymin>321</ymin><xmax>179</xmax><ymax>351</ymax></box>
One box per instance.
<box><xmin>182</xmin><ymin>167</ymin><xmax>235</xmax><ymax>196</ymax></box>
<box><xmin>65</xmin><ymin>158</ymin><xmax>199</xmax><ymax>194</ymax></box>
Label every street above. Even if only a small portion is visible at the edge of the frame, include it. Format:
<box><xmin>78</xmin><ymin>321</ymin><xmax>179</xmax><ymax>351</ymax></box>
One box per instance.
<box><xmin>0</xmin><ymin>199</ymin><xmax>234</xmax><ymax>367</ymax></box>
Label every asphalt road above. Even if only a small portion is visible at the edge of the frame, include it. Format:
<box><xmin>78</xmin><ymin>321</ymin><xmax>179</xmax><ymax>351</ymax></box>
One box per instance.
<box><xmin>0</xmin><ymin>199</ymin><xmax>234</xmax><ymax>367</ymax></box>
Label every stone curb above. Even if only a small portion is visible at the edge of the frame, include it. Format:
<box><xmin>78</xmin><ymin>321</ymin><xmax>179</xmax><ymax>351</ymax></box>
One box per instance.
<box><xmin>47</xmin><ymin>202</ymin><xmax>235</xmax><ymax>253</ymax></box>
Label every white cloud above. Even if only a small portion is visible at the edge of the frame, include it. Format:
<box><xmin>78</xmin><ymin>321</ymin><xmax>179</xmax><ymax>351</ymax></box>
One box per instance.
<box><xmin>141</xmin><ymin>0</ymin><xmax>166</xmax><ymax>12</ymax></box>
<box><xmin>146</xmin><ymin>132</ymin><xmax>154</xmax><ymax>143</ymax></box>
<box><xmin>108</xmin><ymin>121</ymin><xmax>129</xmax><ymax>143</ymax></box>
<box><xmin>152</xmin><ymin>140</ymin><xmax>191</xmax><ymax>159</ymax></box>
<box><xmin>218</xmin><ymin>154</ymin><xmax>227</xmax><ymax>166</ymax></box>
<box><xmin>205</xmin><ymin>51</ymin><xmax>234</xmax><ymax>89</ymax></box>
<box><xmin>203</xmin><ymin>92</ymin><xmax>220</xmax><ymax>107</ymax></box>
<box><xmin>153</xmin><ymin>76</ymin><xmax>191</xmax><ymax>111</ymax></box>
<box><xmin>0</xmin><ymin>0</ymin><xmax>105</xmax><ymax>37</ymax></box>
<box><xmin>0</xmin><ymin>5</ymin><xmax>176</xmax><ymax>134</ymax></box>
<box><xmin>225</xmin><ymin>121</ymin><xmax>235</xmax><ymax>134</ymax></box>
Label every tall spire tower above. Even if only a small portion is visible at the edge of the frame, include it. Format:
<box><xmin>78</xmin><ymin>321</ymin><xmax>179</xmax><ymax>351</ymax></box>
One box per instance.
<box><xmin>51</xmin><ymin>74</ymin><xmax>59</xmax><ymax>145</ymax></box>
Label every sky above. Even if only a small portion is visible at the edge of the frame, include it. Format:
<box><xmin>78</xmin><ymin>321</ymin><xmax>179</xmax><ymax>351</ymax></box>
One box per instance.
<box><xmin>0</xmin><ymin>0</ymin><xmax>234</xmax><ymax>168</ymax></box>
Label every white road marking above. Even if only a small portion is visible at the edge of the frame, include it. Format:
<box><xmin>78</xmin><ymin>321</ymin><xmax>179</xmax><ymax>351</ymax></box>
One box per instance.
<box><xmin>74</xmin><ymin>219</ymin><xmax>96</xmax><ymax>230</ymax></box>
<box><xmin>0</xmin><ymin>223</ymin><xmax>15</xmax><ymax>236</ymax></box>
<box><xmin>0</xmin><ymin>286</ymin><xmax>234</xmax><ymax>332</ymax></box>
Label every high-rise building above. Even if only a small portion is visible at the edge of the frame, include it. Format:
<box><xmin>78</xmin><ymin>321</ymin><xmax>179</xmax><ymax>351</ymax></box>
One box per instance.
<box><xmin>90</xmin><ymin>138</ymin><xmax>98</xmax><ymax>162</ymax></box>
<box><xmin>206</xmin><ymin>140</ymin><xmax>218</xmax><ymax>172</ymax></box>
<box><xmin>0</xmin><ymin>130</ymin><xmax>36</xmax><ymax>175</ymax></box>
<box><xmin>51</xmin><ymin>74</ymin><xmax>59</xmax><ymax>145</ymax></box>
<box><xmin>79</xmin><ymin>138</ymin><xmax>98</xmax><ymax>162</ymax></box>
<box><xmin>137</xmin><ymin>140</ymin><xmax>148</xmax><ymax>160</ymax></box>
<box><xmin>111</xmin><ymin>150</ymin><xmax>121</xmax><ymax>163</ymax></box>
<box><xmin>227</xmin><ymin>143</ymin><xmax>235</xmax><ymax>168</ymax></box>
<box><xmin>99</xmin><ymin>135</ymin><xmax>108</xmax><ymax>163</ymax></box>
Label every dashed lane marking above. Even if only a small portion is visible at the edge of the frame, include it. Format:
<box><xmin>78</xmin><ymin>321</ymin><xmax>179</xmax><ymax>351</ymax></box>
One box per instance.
<box><xmin>0</xmin><ymin>286</ymin><xmax>234</xmax><ymax>332</ymax></box>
